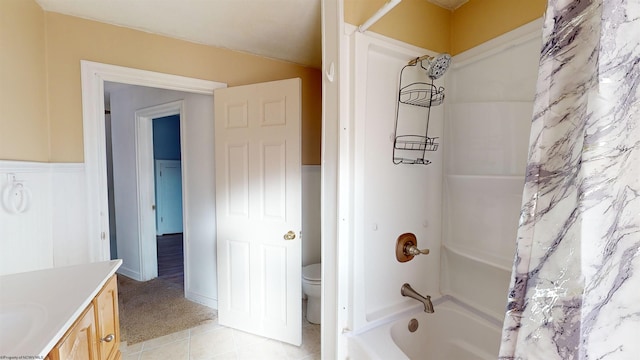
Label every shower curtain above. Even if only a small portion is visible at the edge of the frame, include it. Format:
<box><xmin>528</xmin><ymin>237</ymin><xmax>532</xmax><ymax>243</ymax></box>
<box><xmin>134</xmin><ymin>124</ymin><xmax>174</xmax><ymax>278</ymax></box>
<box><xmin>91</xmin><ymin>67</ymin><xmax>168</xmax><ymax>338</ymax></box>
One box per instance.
<box><xmin>499</xmin><ymin>1</ymin><xmax>639</xmax><ymax>359</ymax></box>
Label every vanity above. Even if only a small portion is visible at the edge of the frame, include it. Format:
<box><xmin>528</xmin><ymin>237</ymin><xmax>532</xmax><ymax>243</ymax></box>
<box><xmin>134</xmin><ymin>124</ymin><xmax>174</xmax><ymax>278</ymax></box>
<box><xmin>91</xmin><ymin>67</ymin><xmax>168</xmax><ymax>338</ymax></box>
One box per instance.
<box><xmin>0</xmin><ymin>260</ymin><xmax>122</xmax><ymax>359</ymax></box>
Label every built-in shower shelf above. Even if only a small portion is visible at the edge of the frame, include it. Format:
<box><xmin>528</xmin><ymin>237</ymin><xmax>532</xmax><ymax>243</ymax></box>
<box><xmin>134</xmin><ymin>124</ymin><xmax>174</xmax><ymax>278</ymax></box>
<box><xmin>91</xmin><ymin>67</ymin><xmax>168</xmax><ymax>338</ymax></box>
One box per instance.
<box><xmin>442</xmin><ymin>244</ymin><xmax>513</xmax><ymax>272</ymax></box>
<box><xmin>399</xmin><ymin>83</ymin><xmax>445</xmax><ymax>108</ymax></box>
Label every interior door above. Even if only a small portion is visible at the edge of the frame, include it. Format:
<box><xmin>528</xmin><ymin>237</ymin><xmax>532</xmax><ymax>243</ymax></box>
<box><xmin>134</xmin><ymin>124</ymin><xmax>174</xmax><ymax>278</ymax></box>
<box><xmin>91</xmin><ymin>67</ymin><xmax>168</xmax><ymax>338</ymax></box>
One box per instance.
<box><xmin>214</xmin><ymin>78</ymin><xmax>302</xmax><ymax>345</ymax></box>
<box><xmin>155</xmin><ymin>160</ymin><xmax>183</xmax><ymax>235</ymax></box>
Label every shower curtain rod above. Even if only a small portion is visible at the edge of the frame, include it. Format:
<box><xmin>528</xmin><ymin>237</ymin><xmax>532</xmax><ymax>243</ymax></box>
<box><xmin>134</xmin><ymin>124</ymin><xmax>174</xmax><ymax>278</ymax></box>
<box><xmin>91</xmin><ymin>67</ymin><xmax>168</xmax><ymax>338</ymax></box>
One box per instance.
<box><xmin>358</xmin><ymin>0</ymin><xmax>402</xmax><ymax>33</ymax></box>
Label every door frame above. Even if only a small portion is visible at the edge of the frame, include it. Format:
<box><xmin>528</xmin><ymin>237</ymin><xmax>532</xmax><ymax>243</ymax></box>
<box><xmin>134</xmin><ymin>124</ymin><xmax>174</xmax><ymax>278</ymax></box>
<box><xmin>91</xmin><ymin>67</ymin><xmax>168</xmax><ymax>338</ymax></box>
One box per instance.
<box><xmin>135</xmin><ymin>101</ymin><xmax>183</xmax><ymax>281</ymax></box>
<box><xmin>80</xmin><ymin>61</ymin><xmax>335</xmax><ymax>354</ymax></box>
<box><xmin>80</xmin><ymin>60</ymin><xmax>225</xmax><ymax>265</ymax></box>
<box><xmin>321</xmin><ymin>0</ymin><xmax>344</xmax><ymax>357</ymax></box>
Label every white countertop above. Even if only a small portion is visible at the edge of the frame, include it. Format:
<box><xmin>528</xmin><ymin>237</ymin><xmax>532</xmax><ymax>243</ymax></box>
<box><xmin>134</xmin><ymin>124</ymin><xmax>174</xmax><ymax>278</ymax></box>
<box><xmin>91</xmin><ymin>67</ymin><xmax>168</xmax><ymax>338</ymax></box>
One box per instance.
<box><xmin>0</xmin><ymin>259</ymin><xmax>122</xmax><ymax>357</ymax></box>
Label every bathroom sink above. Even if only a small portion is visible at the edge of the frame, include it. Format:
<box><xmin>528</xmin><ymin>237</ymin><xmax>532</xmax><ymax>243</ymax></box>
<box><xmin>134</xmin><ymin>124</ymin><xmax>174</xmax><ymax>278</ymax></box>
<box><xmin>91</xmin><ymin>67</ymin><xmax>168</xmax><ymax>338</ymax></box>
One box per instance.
<box><xmin>0</xmin><ymin>303</ymin><xmax>46</xmax><ymax>353</ymax></box>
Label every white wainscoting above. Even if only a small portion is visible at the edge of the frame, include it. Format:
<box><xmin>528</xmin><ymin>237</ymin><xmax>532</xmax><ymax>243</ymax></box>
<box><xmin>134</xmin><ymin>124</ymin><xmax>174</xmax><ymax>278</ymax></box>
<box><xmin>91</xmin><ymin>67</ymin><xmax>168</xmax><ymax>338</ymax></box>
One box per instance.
<box><xmin>51</xmin><ymin>163</ymin><xmax>91</xmax><ymax>268</ymax></box>
<box><xmin>0</xmin><ymin>161</ymin><xmax>90</xmax><ymax>276</ymax></box>
<box><xmin>302</xmin><ymin>165</ymin><xmax>321</xmax><ymax>267</ymax></box>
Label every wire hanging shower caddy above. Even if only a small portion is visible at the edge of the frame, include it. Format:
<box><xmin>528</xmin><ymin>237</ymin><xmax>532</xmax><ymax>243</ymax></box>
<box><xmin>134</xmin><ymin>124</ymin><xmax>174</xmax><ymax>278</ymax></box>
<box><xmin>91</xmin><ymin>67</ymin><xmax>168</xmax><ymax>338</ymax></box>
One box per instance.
<box><xmin>393</xmin><ymin>53</ymin><xmax>450</xmax><ymax>165</ymax></box>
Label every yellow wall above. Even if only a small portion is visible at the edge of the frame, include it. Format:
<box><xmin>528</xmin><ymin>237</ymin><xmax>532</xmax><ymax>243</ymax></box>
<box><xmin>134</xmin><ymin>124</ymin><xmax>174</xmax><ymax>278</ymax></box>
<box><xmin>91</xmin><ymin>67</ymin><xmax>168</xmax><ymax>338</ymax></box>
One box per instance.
<box><xmin>45</xmin><ymin>13</ymin><xmax>322</xmax><ymax>164</ymax></box>
<box><xmin>0</xmin><ymin>0</ymin><xmax>49</xmax><ymax>161</ymax></box>
<box><xmin>1</xmin><ymin>3</ymin><xmax>322</xmax><ymax>165</ymax></box>
<box><xmin>344</xmin><ymin>0</ymin><xmax>547</xmax><ymax>56</ymax></box>
<box><xmin>451</xmin><ymin>0</ymin><xmax>547</xmax><ymax>54</ymax></box>
<box><xmin>3</xmin><ymin>0</ymin><xmax>547</xmax><ymax>164</ymax></box>
<box><xmin>344</xmin><ymin>0</ymin><xmax>451</xmax><ymax>54</ymax></box>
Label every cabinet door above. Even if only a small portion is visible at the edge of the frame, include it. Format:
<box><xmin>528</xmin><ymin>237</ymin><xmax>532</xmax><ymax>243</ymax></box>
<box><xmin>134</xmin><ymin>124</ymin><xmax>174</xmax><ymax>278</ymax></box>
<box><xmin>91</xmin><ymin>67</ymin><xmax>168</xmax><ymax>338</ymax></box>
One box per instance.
<box><xmin>94</xmin><ymin>275</ymin><xmax>120</xmax><ymax>360</ymax></box>
<box><xmin>50</xmin><ymin>305</ymin><xmax>98</xmax><ymax>360</ymax></box>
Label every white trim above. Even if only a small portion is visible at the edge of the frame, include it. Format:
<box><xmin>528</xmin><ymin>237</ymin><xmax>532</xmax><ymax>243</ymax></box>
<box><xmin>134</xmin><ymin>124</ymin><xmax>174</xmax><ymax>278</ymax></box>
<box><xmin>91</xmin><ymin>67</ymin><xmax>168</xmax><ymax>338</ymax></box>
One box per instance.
<box><xmin>116</xmin><ymin>265</ymin><xmax>141</xmax><ymax>281</ymax></box>
<box><xmin>345</xmin><ymin>23</ymin><xmax>437</xmax><ymax>57</ymax></box>
<box><xmin>0</xmin><ymin>161</ymin><xmax>84</xmax><ymax>173</ymax></box>
<box><xmin>134</xmin><ymin>100</ymin><xmax>184</xmax><ymax>281</ymax></box>
<box><xmin>185</xmin><ymin>289</ymin><xmax>218</xmax><ymax>309</ymax></box>
<box><xmin>321</xmin><ymin>0</ymin><xmax>344</xmax><ymax>356</ymax></box>
<box><xmin>451</xmin><ymin>18</ymin><xmax>544</xmax><ymax>68</ymax></box>
<box><xmin>50</xmin><ymin>163</ymin><xmax>85</xmax><ymax>172</ymax></box>
<box><xmin>80</xmin><ymin>60</ymin><xmax>226</xmax><ymax>263</ymax></box>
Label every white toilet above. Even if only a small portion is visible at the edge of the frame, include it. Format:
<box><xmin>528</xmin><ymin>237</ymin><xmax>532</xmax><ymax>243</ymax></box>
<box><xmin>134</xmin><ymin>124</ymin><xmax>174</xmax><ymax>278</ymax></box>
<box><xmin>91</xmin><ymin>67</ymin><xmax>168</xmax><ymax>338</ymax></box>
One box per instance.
<box><xmin>302</xmin><ymin>263</ymin><xmax>321</xmax><ymax>324</ymax></box>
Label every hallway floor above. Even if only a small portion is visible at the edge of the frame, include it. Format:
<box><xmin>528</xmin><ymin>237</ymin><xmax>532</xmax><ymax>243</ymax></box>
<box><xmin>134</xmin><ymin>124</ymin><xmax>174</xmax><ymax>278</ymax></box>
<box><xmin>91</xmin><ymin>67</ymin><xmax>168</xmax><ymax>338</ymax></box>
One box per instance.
<box><xmin>120</xmin><ymin>301</ymin><xmax>321</xmax><ymax>360</ymax></box>
<box><xmin>157</xmin><ymin>233</ymin><xmax>184</xmax><ymax>287</ymax></box>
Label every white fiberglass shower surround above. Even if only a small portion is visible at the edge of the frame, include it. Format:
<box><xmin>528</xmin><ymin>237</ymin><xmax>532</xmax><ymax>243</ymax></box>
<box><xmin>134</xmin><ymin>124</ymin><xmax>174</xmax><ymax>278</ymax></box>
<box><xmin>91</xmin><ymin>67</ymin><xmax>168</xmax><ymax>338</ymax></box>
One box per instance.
<box><xmin>342</xmin><ymin>19</ymin><xmax>542</xmax><ymax>359</ymax></box>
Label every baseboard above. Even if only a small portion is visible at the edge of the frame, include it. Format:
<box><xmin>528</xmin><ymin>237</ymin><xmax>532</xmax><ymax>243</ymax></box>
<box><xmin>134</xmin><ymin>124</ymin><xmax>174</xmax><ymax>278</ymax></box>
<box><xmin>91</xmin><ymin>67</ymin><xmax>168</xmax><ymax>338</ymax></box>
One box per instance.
<box><xmin>117</xmin><ymin>266</ymin><xmax>141</xmax><ymax>281</ymax></box>
<box><xmin>186</xmin><ymin>290</ymin><xmax>218</xmax><ymax>310</ymax></box>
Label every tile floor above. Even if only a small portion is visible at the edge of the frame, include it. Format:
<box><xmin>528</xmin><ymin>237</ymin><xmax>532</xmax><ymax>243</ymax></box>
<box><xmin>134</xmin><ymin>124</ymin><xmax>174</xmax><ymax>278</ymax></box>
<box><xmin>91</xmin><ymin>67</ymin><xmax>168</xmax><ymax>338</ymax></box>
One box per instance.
<box><xmin>120</xmin><ymin>306</ymin><xmax>321</xmax><ymax>360</ymax></box>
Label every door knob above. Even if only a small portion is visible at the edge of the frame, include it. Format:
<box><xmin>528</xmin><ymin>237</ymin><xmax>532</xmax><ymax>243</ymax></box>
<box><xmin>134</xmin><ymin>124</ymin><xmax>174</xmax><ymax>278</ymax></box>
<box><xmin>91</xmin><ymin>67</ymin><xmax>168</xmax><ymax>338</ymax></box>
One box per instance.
<box><xmin>283</xmin><ymin>231</ymin><xmax>296</xmax><ymax>240</ymax></box>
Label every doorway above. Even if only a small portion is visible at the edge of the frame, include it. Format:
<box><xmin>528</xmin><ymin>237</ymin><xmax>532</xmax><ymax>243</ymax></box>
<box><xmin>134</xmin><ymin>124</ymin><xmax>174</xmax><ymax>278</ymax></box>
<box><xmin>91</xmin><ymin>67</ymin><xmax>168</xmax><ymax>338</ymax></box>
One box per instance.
<box><xmin>94</xmin><ymin>71</ymin><xmax>222</xmax><ymax>309</ymax></box>
<box><xmin>102</xmin><ymin>80</ymin><xmax>219</xmax><ymax>344</ymax></box>
<box><xmin>82</xmin><ymin>62</ymin><xmax>316</xmax><ymax>350</ymax></box>
<box><xmin>152</xmin><ymin>114</ymin><xmax>184</xmax><ymax>287</ymax></box>
<box><xmin>132</xmin><ymin>99</ymin><xmax>185</xmax><ymax>283</ymax></box>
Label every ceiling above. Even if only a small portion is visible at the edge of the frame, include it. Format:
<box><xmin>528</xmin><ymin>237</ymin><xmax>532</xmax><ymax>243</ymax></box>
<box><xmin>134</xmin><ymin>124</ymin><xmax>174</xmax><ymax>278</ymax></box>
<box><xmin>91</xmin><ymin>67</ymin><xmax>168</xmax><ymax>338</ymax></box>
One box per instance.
<box><xmin>35</xmin><ymin>0</ymin><xmax>468</xmax><ymax>69</ymax></box>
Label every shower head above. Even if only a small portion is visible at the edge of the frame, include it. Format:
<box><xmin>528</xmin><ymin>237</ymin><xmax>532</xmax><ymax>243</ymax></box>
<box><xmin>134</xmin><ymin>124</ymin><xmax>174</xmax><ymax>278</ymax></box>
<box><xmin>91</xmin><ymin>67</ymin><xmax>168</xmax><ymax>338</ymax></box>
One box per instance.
<box><xmin>426</xmin><ymin>53</ymin><xmax>451</xmax><ymax>80</ymax></box>
<box><xmin>408</xmin><ymin>53</ymin><xmax>452</xmax><ymax>80</ymax></box>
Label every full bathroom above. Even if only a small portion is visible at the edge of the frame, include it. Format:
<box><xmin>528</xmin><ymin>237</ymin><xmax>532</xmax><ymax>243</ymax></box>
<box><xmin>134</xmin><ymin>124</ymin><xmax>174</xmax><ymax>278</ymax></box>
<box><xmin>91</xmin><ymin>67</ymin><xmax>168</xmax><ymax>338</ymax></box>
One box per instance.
<box><xmin>1</xmin><ymin>0</ymin><xmax>638</xmax><ymax>359</ymax></box>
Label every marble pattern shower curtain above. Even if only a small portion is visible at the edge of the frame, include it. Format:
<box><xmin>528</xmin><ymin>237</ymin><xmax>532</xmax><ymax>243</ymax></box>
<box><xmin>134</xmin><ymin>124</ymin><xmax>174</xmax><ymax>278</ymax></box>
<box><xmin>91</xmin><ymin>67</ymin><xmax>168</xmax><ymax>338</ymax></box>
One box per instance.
<box><xmin>499</xmin><ymin>0</ymin><xmax>639</xmax><ymax>359</ymax></box>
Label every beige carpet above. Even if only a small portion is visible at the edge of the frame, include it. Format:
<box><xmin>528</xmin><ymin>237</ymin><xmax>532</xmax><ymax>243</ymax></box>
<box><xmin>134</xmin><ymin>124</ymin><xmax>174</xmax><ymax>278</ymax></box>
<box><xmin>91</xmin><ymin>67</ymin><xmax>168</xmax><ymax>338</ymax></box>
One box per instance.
<box><xmin>117</xmin><ymin>275</ymin><xmax>216</xmax><ymax>345</ymax></box>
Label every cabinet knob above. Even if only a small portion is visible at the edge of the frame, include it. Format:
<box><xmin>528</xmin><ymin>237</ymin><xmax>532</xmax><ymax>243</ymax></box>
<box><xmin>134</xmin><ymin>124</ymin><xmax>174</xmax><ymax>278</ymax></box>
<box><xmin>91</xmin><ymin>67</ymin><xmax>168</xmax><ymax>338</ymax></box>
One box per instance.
<box><xmin>101</xmin><ymin>334</ymin><xmax>115</xmax><ymax>342</ymax></box>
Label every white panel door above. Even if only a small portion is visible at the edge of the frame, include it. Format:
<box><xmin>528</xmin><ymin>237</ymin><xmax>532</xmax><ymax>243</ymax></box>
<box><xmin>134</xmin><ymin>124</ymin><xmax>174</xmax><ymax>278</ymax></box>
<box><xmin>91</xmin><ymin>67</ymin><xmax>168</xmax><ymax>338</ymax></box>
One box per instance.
<box><xmin>155</xmin><ymin>160</ymin><xmax>183</xmax><ymax>235</ymax></box>
<box><xmin>215</xmin><ymin>78</ymin><xmax>302</xmax><ymax>345</ymax></box>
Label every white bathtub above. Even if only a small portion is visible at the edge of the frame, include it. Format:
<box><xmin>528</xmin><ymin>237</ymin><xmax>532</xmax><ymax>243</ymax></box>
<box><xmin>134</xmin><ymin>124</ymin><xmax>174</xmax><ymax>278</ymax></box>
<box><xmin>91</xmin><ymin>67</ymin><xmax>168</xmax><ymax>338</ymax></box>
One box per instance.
<box><xmin>349</xmin><ymin>298</ymin><xmax>502</xmax><ymax>360</ymax></box>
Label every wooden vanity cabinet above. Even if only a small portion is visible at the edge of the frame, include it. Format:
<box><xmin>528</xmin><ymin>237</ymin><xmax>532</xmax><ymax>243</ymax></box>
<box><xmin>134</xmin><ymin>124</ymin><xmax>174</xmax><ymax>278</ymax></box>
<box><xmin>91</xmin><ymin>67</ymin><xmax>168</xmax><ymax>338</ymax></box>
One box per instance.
<box><xmin>48</xmin><ymin>275</ymin><xmax>121</xmax><ymax>360</ymax></box>
<box><xmin>94</xmin><ymin>275</ymin><xmax>120</xmax><ymax>360</ymax></box>
<box><xmin>48</xmin><ymin>305</ymin><xmax>98</xmax><ymax>360</ymax></box>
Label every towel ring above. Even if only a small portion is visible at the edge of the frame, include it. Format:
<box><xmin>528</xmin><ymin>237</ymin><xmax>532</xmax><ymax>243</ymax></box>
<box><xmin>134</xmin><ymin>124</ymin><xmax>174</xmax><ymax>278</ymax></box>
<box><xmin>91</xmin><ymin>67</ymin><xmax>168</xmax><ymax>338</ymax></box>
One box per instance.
<box><xmin>2</xmin><ymin>179</ymin><xmax>32</xmax><ymax>214</ymax></box>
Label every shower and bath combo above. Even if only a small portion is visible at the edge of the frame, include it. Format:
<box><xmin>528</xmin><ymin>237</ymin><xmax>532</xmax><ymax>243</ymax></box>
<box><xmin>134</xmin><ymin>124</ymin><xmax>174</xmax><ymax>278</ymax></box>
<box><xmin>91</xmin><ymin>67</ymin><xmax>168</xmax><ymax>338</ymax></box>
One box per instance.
<box><xmin>393</xmin><ymin>53</ymin><xmax>451</xmax><ymax>165</ymax></box>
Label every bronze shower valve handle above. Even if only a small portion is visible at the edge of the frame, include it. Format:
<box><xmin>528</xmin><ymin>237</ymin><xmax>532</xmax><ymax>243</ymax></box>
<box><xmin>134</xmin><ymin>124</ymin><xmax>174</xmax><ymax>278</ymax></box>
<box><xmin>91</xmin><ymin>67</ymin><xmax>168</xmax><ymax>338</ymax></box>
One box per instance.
<box><xmin>396</xmin><ymin>232</ymin><xmax>430</xmax><ymax>263</ymax></box>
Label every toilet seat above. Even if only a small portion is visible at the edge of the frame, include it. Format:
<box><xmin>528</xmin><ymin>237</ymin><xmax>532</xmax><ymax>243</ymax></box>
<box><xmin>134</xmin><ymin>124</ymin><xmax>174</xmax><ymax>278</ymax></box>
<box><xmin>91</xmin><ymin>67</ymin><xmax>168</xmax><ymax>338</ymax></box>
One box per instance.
<box><xmin>302</xmin><ymin>263</ymin><xmax>321</xmax><ymax>282</ymax></box>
